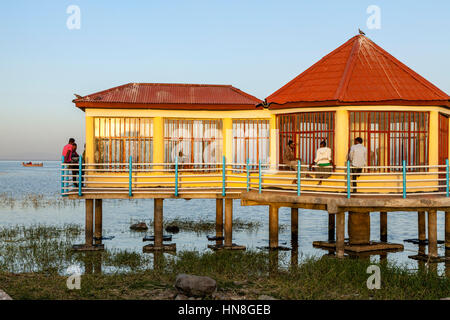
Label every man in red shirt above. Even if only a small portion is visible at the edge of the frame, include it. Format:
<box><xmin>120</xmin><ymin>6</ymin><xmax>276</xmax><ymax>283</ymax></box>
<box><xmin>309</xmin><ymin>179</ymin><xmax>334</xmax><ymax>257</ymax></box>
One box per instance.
<box><xmin>62</xmin><ymin>138</ymin><xmax>75</xmax><ymax>163</ymax></box>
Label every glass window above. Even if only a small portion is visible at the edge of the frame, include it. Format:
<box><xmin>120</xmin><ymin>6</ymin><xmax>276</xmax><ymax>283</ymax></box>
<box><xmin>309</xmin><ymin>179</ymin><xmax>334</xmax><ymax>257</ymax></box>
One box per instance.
<box><xmin>164</xmin><ymin>119</ymin><xmax>222</xmax><ymax>167</ymax></box>
<box><xmin>232</xmin><ymin>120</ymin><xmax>270</xmax><ymax>165</ymax></box>
<box><xmin>94</xmin><ymin>118</ymin><xmax>153</xmax><ymax>164</ymax></box>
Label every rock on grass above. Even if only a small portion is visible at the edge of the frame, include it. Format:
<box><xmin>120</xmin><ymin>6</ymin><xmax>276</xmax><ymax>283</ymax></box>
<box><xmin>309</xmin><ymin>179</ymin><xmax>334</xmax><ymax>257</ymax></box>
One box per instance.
<box><xmin>175</xmin><ymin>274</ymin><xmax>217</xmax><ymax>297</ymax></box>
<box><xmin>0</xmin><ymin>289</ymin><xmax>12</xmax><ymax>300</ymax></box>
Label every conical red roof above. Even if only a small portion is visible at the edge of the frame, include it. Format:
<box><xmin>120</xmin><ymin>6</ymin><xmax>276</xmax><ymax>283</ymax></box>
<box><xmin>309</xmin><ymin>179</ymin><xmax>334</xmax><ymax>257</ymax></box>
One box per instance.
<box><xmin>267</xmin><ymin>35</ymin><xmax>449</xmax><ymax>108</ymax></box>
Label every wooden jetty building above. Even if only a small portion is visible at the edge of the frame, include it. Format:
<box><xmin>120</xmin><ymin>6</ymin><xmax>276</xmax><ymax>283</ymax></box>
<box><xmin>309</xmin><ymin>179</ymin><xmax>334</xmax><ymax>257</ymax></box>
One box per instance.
<box><xmin>63</xmin><ymin>34</ymin><xmax>450</xmax><ymax>262</ymax></box>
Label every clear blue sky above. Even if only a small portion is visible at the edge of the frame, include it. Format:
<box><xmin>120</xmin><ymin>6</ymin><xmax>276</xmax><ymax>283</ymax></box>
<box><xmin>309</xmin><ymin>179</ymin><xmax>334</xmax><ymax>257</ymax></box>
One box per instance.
<box><xmin>0</xmin><ymin>0</ymin><xmax>449</xmax><ymax>160</ymax></box>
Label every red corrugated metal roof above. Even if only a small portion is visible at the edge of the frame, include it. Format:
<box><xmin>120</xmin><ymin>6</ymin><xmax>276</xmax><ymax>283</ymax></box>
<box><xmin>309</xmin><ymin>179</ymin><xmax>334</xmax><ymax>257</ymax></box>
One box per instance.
<box><xmin>267</xmin><ymin>35</ymin><xmax>450</xmax><ymax>108</ymax></box>
<box><xmin>74</xmin><ymin>83</ymin><xmax>262</xmax><ymax>110</ymax></box>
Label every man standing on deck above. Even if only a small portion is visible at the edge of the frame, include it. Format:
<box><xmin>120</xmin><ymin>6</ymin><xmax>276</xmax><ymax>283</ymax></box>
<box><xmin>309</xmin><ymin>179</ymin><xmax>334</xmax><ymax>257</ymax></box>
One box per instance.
<box><xmin>62</xmin><ymin>138</ymin><xmax>75</xmax><ymax>163</ymax></box>
<box><xmin>347</xmin><ymin>137</ymin><xmax>367</xmax><ymax>193</ymax></box>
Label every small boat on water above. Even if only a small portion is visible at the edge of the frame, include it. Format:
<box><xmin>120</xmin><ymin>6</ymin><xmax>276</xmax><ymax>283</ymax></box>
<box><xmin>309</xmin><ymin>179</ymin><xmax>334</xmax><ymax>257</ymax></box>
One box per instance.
<box><xmin>22</xmin><ymin>162</ymin><xmax>43</xmax><ymax>167</ymax></box>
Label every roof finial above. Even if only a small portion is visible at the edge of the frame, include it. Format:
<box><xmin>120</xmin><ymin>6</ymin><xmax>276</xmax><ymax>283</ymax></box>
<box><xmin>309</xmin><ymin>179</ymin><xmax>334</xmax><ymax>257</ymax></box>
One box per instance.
<box><xmin>358</xmin><ymin>28</ymin><xmax>366</xmax><ymax>36</ymax></box>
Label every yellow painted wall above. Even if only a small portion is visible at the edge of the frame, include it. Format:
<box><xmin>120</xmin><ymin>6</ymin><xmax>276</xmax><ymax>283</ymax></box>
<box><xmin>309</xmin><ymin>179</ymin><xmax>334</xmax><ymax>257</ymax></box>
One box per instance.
<box><xmin>334</xmin><ymin>109</ymin><xmax>349</xmax><ymax>167</ymax></box>
<box><xmin>223</xmin><ymin>118</ymin><xmax>233</xmax><ymax>162</ymax></box>
<box><xmin>152</xmin><ymin>117</ymin><xmax>164</xmax><ymax>164</ymax></box>
<box><xmin>429</xmin><ymin>110</ymin><xmax>439</xmax><ymax>167</ymax></box>
<box><xmin>85</xmin><ymin>116</ymin><xmax>94</xmax><ymax>163</ymax></box>
<box><xmin>81</xmin><ymin>105</ymin><xmax>445</xmax><ymax>195</ymax></box>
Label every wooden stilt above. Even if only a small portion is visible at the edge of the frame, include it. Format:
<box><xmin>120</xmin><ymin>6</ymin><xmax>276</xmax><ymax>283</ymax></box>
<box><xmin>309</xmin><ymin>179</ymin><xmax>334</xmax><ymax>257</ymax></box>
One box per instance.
<box><xmin>427</xmin><ymin>210</ymin><xmax>438</xmax><ymax>258</ymax></box>
<box><xmin>418</xmin><ymin>211</ymin><xmax>426</xmax><ymax>242</ymax></box>
<box><xmin>328</xmin><ymin>213</ymin><xmax>335</xmax><ymax>242</ymax></box>
<box><xmin>216</xmin><ymin>199</ymin><xmax>224</xmax><ymax>246</ymax></box>
<box><xmin>85</xmin><ymin>199</ymin><xmax>94</xmax><ymax>246</ymax></box>
<box><xmin>291</xmin><ymin>208</ymin><xmax>298</xmax><ymax>244</ymax></box>
<box><xmin>336</xmin><ymin>211</ymin><xmax>345</xmax><ymax>258</ymax></box>
<box><xmin>94</xmin><ymin>199</ymin><xmax>103</xmax><ymax>245</ymax></box>
<box><xmin>380</xmin><ymin>211</ymin><xmax>387</xmax><ymax>242</ymax></box>
<box><xmin>224</xmin><ymin>199</ymin><xmax>233</xmax><ymax>248</ymax></box>
<box><xmin>154</xmin><ymin>199</ymin><xmax>163</xmax><ymax>248</ymax></box>
<box><xmin>445</xmin><ymin>211</ymin><xmax>450</xmax><ymax>249</ymax></box>
<box><xmin>269</xmin><ymin>205</ymin><xmax>279</xmax><ymax>249</ymax></box>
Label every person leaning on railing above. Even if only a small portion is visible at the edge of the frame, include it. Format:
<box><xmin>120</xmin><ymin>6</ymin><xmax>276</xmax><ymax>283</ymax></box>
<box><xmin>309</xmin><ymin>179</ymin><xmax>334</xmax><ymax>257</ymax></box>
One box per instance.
<box><xmin>347</xmin><ymin>137</ymin><xmax>367</xmax><ymax>193</ymax></box>
<box><xmin>310</xmin><ymin>140</ymin><xmax>335</xmax><ymax>185</ymax></box>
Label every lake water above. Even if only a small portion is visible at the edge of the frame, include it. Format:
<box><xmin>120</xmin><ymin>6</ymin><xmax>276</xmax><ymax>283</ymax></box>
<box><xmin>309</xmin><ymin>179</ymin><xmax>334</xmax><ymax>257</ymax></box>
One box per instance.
<box><xmin>0</xmin><ymin>161</ymin><xmax>448</xmax><ymax>272</ymax></box>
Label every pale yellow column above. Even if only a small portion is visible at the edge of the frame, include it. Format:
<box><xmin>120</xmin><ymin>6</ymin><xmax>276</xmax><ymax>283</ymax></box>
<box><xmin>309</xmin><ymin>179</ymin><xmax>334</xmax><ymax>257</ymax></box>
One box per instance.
<box><xmin>153</xmin><ymin>117</ymin><xmax>164</xmax><ymax>168</ymax></box>
<box><xmin>85</xmin><ymin>116</ymin><xmax>94</xmax><ymax>163</ymax></box>
<box><xmin>223</xmin><ymin>118</ymin><xmax>233</xmax><ymax>163</ymax></box>
<box><xmin>269</xmin><ymin>114</ymin><xmax>279</xmax><ymax>171</ymax></box>
<box><xmin>335</xmin><ymin>109</ymin><xmax>349</xmax><ymax>167</ymax></box>
<box><xmin>429</xmin><ymin>111</ymin><xmax>439</xmax><ymax>172</ymax></box>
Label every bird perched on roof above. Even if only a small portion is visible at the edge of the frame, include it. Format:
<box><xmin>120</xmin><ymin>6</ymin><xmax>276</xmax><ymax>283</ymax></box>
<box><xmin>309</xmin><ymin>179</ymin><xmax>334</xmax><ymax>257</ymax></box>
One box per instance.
<box><xmin>358</xmin><ymin>28</ymin><xmax>366</xmax><ymax>36</ymax></box>
<box><xmin>74</xmin><ymin>94</ymin><xmax>83</xmax><ymax>99</ymax></box>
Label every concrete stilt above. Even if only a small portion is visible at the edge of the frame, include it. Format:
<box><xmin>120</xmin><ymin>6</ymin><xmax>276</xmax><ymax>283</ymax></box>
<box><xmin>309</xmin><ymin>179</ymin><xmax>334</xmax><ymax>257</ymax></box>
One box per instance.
<box><xmin>154</xmin><ymin>198</ymin><xmax>163</xmax><ymax>248</ymax></box>
<box><xmin>418</xmin><ymin>211</ymin><xmax>426</xmax><ymax>243</ymax></box>
<box><xmin>336</xmin><ymin>211</ymin><xmax>345</xmax><ymax>258</ymax></box>
<box><xmin>85</xmin><ymin>199</ymin><xmax>94</xmax><ymax>246</ymax></box>
<box><xmin>427</xmin><ymin>210</ymin><xmax>438</xmax><ymax>258</ymax></box>
<box><xmin>348</xmin><ymin>212</ymin><xmax>370</xmax><ymax>245</ymax></box>
<box><xmin>380</xmin><ymin>211</ymin><xmax>387</xmax><ymax>242</ymax></box>
<box><xmin>143</xmin><ymin>198</ymin><xmax>176</xmax><ymax>252</ymax></box>
<box><xmin>445</xmin><ymin>211</ymin><xmax>450</xmax><ymax>249</ymax></box>
<box><xmin>94</xmin><ymin>199</ymin><xmax>103</xmax><ymax>245</ymax></box>
<box><xmin>328</xmin><ymin>213</ymin><xmax>335</xmax><ymax>242</ymax></box>
<box><xmin>224</xmin><ymin>199</ymin><xmax>233</xmax><ymax>248</ymax></box>
<box><xmin>269</xmin><ymin>205</ymin><xmax>279</xmax><ymax>249</ymax></box>
<box><xmin>216</xmin><ymin>199</ymin><xmax>224</xmax><ymax>246</ymax></box>
<box><xmin>291</xmin><ymin>208</ymin><xmax>298</xmax><ymax>244</ymax></box>
<box><xmin>72</xmin><ymin>199</ymin><xmax>104</xmax><ymax>251</ymax></box>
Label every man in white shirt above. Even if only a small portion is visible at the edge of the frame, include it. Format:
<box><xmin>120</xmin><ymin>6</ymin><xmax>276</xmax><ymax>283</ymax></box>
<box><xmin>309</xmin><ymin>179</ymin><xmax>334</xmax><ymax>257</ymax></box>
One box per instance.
<box><xmin>310</xmin><ymin>140</ymin><xmax>333</xmax><ymax>185</ymax></box>
<box><xmin>347</xmin><ymin>137</ymin><xmax>367</xmax><ymax>193</ymax></box>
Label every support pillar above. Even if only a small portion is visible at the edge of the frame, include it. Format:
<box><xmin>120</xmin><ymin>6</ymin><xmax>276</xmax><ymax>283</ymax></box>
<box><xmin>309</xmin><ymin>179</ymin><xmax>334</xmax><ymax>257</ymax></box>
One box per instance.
<box><xmin>291</xmin><ymin>208</ymin><xmax>298</xmax><ymax>245</ymax></box>
<box><xmin>94</xmin><ymin>199</ymin><xmax>103</xmax><ymax>245</ymax></box>
<box><xmin>154</xmin><ymin>198</ymin><xmax>163</xmax><ymax>248</ymax></box>
<box><xmin>269</xmin><ymin>205</ymin><xmax>279</xmax><ymax>249</ymax></box>
<box><xmin>328</xmin><ymin>213</ymin><xmax>335</xmax><ymax>242</ymax></box>
<box><xmin>224</xmin><ymin>199</ymin><xmax>233</xmax><ymax>248</ymax></box>
<box><xmin>336</xmin><ymin>211</ymin><xmax>345</xmax><ymax>258</ymax></box>
<box><xmin>85</xmin><ymin>199</ymin><xmax>94</xmax><ymax>246</ymax></box>
<box><xmin>216</xmin><ymin>199</ymin><xmax>224</xmax><ymax>246</ymax></box>
<box><xmin>72</xmin><ymin>199</ymin><xmax>104</xmax><ymax>251</ymax></box>
<box><xmin>380</xmin><ymin>211</ymin><xmax>387</xmax><ymax>242</ymax></box>
<box><xmin>348</xmin><ymin>212</ymin><xmax>370</xmax><ymax>245</ymax></box>
<box><xmin>418</xmin><ymin>211</ymin><xmax>426</xmax><ymax>243</ymax></box>
<box><xmin>143</xmin><ymin>198</ymin><xmax>176</xmax><ymax>252</ymax></box>
<box><xmin>427</xmin><ymin>210</ymin><xmax>438</xmax><ymax>258</ymax></box>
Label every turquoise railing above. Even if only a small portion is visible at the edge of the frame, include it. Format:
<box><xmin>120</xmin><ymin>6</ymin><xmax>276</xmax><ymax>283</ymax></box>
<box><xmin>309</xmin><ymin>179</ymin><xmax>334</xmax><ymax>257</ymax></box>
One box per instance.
<box><xmin>129</xmin><ymin>156</ymin><xmax>133</xmax><ymax>197</ymax></box>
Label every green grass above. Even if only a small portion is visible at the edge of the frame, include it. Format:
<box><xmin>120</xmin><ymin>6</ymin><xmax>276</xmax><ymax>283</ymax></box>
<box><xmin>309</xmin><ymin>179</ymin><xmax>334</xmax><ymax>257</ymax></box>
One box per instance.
<box><xmin>0</xmin><ymin>224</ymin><xmax>449</xmax><ymax>300</ymax></box>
